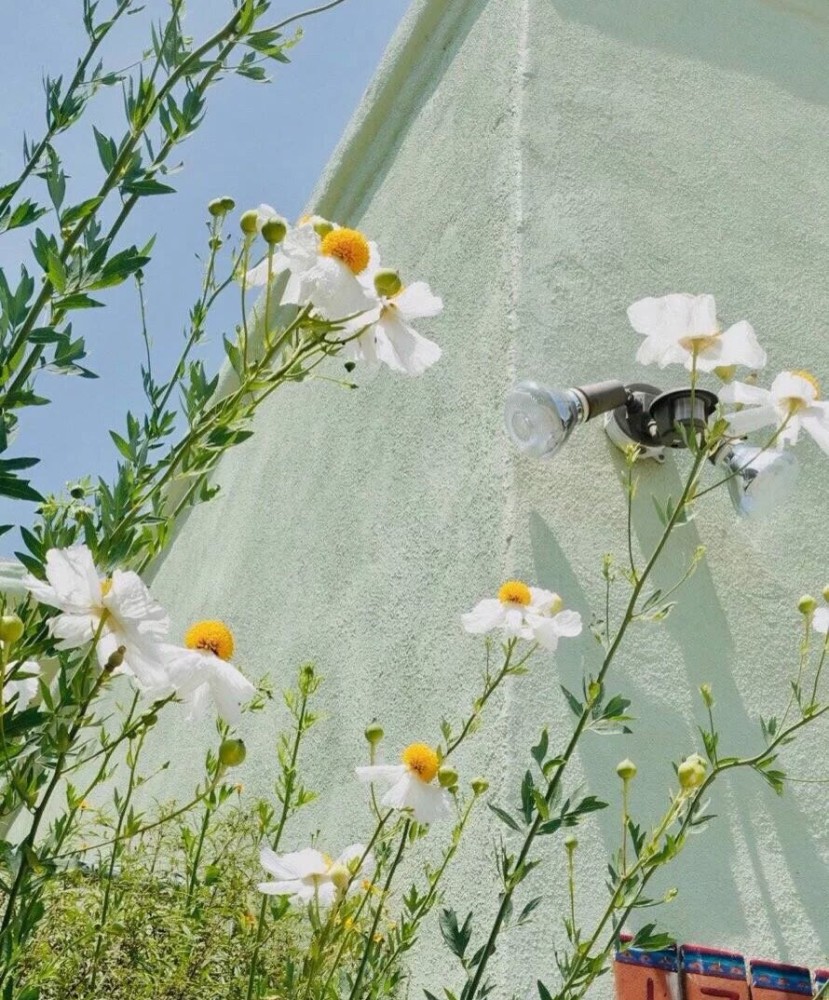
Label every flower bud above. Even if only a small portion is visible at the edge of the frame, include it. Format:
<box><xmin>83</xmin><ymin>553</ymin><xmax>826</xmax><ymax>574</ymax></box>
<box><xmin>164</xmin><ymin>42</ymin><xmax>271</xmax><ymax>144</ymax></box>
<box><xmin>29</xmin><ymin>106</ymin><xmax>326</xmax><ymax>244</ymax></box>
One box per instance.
<box><xmin>219</xmin><ymin>196</ymin><xmax>236</xmax><ymax>213</ymax></box>
<box><xmin>0</xmin><ymin>614</ymin><xmax>24</xmax><ymax>645</ymax></box>
<box><xmin>208</xmin><ymin>197</ymin><xmax>228</xmax><ymax>217</ymax></box>
<box><xmin>616</xmin><ymin>758</ymin><xmax>637</xmax><ymax>781</ymax></box>
<box><xmin>373</xmin><ymin>269</ymin><xmax>403</xmax><ymax>298</ymax></box>
<box><xmin>219</xmin><ymin>738</ymin><xmax>246</xmax><ymax>768</ymax></box>
<box><xmin>313</xmin><ymin>220</ymin><xmax>334</xmax><ymax>239</ymax></box>
<box><xmin>240</xmin><ymin>209</ymin><xmax>260</xmax><ymax>235</ymax></box>
<box><xmin>329</xmin><ymin>863</ymin><xmax>350</xmax><ymax>891</ymax></box>
<box><xmin>104</xmin><ymin>645</ymin><xmax>126</xmax><ymax>672</ymax></box>
<box><xmin>677</xmin><ymin>753</ymin><xmax>707</xmax><ymax>791</ymax></box>
<box><xmin>700</xmin><ymin>683</ymin><xmax>714</xmax><ymax>708</ymax></box>
<box><xmin>823</xmin><ymin>585</ymin><xmax>829</xmax><ymax>603</ymax></box>
<box><xmin>261</xmin><ymin>216</ymin><xmax>288</xmax><ymax>245</ymax></box>
<box><xmin>364</xmin><ymin>722</ymin><xmax>384</xmax><ymax>746</ymax></box>
<box><xmin>70</xmin><ymin>486</ymin><xmax>85</xmax><ymax>499</ymax></box>
<box><xmin>564</xmin><ymin>834</ymin><xmax>578</xmax><ymax>852</ymax></box>
<box><xmin>471</xmin><ymin>777</ymin><xmax>489</xmax><ymax>796</ymax></box>
<box><xmin>798</xmin><ymin>594</ymin><xmax>818</xmax><ymax>615</ymax></box>
<box><xmin>299</xmin><ymin>663</ymin><xmax>316</xmax><ymax>694</ymax></box>
<box><xmin>143</xmin><ymin>713</ymin><xmax>159</xmax><ymax>727</ymax></box>
<box><xmin>713</xmin><ymin>365</ymin><xmax>737</xmax><ymax>383</ymax></box>
<box><xmin>438</xmin><ymin>764</ymin><xmax>459</xmax><ymax>790</ymax></box>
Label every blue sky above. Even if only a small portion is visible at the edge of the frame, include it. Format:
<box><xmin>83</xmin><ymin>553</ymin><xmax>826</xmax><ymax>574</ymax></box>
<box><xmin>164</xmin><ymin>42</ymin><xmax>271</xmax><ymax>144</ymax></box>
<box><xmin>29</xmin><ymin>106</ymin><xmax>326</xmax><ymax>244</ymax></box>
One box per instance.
<box><xmin>0</xmin><ymin>0</ymin><xmax>410</xmax><ymax>540</ymax></box>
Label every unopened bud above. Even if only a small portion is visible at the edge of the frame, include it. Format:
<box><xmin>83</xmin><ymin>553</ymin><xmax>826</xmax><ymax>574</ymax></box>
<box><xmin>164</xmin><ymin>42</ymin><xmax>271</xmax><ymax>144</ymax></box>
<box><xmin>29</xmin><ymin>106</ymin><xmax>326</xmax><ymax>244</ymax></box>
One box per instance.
<box><xmin>700</xmin><ymin>683</ymin><xmax>714</xmax><ymax>708</ymax></box>
<box><xmin>143</xmin><ymin>713</ymin><xmax>158</xmax><ymax>727</ymax></box>
<box><xmin>364</xmin><ymin>722</ymin><xmax>384</xmax><ymax>746</ymax></box>
<box><xmin>471</xmin><ymin>777</ymin><xmax>489</xmax><ymax>796</ymax></box>
<box><xmin>373</xmin><ymin>269</ymin><xmax>403</xmax><ymax>298</ymax></box>
<box><xmin>664</xmin><ymin>887</ymin><xmax>678</xmax><ymax>901</ymax></box>
<box><xmin>713</xmin><ymin>365</ymin><xmax>737</xmax><ymax>383</ymax></box>
<box><xmin>438</xmin><ymin>765</ymin><xmax>459</xmax><ymax>790</ymax></box>
<box><xmin>261</xmin><ymin>217</ymin><xmax>288</xmax><ymax>245</ymax></box>
<box><xmin>823</xmin><ymin>585</ymin><xmax>829</xmax><ymax>603</ymax></box>
<box><xmin>798</xmin><ymin>595</ymin><xmax>818</xmax><ymax>616</ymax></box>
<box><xmin>677</xmin><ymin>753</ymin><xmax>707</xmax><ymax>791</ymax></box>
<box><xmin>299</xmin><ymin>663</ymin><xmax>316</xmax><ymax>693</ymax></box>
<box><xmin>208</xmin><ymin>197</ymin><xmax>230</xmax><ymax>218</ymax></box>
<box><xmin>329</xmin><ymin>863</ymin><xmax>350</xmax><ymax>891</ymax></box>
<box><xmin>104</xmin><ymin>645</ymin><xmax>126</xmax><ymax>673</ymax></box>
<box><xmin>240</xmin><ymin>209</ymin><xmax>260</xmax><ymax>235</ymax></box>
<box><xmin>219</xmin><ymin>738</ymin><xmax>246</xmax><ymax>768</ymax></box>
<box><xmin>616</xmin><ymin>758</ymin><xmax>637</xmax><ymax>781</ymax></box>
<box><xmin>219</xmin><ymin>196</ymin><xmax>236</xmax><ymax>213</ymax></box>
<box><xmin>70</xmin><ymin>486</ymin><xmax>85</xmax><ymax>499</ymax></box>
<box><xmin>313</xmin><ymin>220</ymin><xmax>334</xmax><ymax>239</ymax></box>
<box><xmin>0</xmin><ymin>614</ymin><xmax>24</xmax><ymax>645</ymax></box>
<box><xmin>564</xmin><ymin>834</ymin><xmax>578</xmax><ymax>852</ymax></box>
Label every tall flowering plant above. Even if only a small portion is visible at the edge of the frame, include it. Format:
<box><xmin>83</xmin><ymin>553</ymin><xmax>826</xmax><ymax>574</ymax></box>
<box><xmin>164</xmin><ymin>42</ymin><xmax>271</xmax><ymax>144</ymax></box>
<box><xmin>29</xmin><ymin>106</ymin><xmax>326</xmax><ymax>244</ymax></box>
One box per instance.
<box><xmin>0</xmin><ymin>4</ymin><xmax>826</xmax><ymax>1000</ymax></box>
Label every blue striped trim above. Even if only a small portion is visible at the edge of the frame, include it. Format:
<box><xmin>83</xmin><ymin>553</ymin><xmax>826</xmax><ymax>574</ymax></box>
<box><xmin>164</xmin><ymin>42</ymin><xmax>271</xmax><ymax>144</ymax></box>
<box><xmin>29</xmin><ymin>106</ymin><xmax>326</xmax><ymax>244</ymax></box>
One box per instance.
<box><xmin>615</xmin><ymin>942</ymin><xmax>679</xmax><ymax>972</ymax></box>
<box><xmin>813</xmin><ymin>969</ymin><xmax>829</xmax><ymax>996</ymax></box>
<box><xmin>680</xmin><ymin>945</ymin><xmax>747</xmax><ymax>981</ymax></box>
<box><xmin>750</xmin><ymin>960</ymin><xmax>812</xmax><ymax>996</ymax></box>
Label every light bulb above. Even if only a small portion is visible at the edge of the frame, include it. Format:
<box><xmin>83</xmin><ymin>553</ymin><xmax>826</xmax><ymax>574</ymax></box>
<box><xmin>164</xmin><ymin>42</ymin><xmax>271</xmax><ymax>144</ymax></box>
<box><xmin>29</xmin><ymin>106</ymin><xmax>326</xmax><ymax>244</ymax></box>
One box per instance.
<box><xmin>717</xmin><ymin>443</ymin><xmax>799</xmax><ymax>518</ymax></box>
<box><xmin>504</xmin><ymin>381</ymin><xmax>586</xmax><ymax>459</ymax></box>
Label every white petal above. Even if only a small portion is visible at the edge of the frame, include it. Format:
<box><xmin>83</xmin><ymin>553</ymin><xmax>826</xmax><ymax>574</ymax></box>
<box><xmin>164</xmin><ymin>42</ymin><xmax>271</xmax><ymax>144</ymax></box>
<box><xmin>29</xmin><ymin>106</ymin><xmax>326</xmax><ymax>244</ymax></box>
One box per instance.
<box><xmin>3</xmin><ymin>661</ymin><xmax>41</xmax><ymax>711</ymax></box>
<box><xmin>207</xmin><ymin>656</ymin><xmax>256</xmax><ymax>725</ymax></box>
<box><xmin>529</xmin><ymin>618</ymin><xmax>561</xmax><ymax>651</ymax></box>
<box><xmin>813</xmin><ymin>608</ymin><xmax>829</xmax><ymax>635</ymax></box>
<box><xmin>374</xmin><ymin>314</ymin><xmax>441</xmax><ymax>376</ymax></box>
<box><xmin>405</xmin><ymin>779</ymin><xmax>453</xmax><ymax>824</ymax></box>
<box><xmin>35</xmin><ymin>546</ymin><xmax>99</xmax><ymax>613</ymax></box>
<box><xmin>552</xmin><ymin>609</ymin><xmax>583</xmax><ymax>637</ymax></box>
<box><xmin>696</xmin><ymin>321</ymin><xmax>765</xmax><ymax>372</ymax></box>
<box><xmin>718</xmin><ymin>381</ymin><xmax>773</xmax><ymax>407</ymax></box>
<box><xmin>725</xmin><ymin>405</ymin><xmax>780</xmax><ymax>436</ymax></box>
<box><xmin>106</xmin><ymin>570</ymin><xmax>169</xmax><ymax>640</ymax></box>
<box><xmin>356</xmin><ymin>764</ymin><xmax>406</xmax><ymax>786</ymax></box>
<box><xmin>801</xmin><ymin>413</ymin><xmax>829</xmax><ymax>455</ymax></box>
<box><xmin>380</xmin><ymin>773</ymin><xmax>418</xmax><ymax>811</ymax></box>
<box><xmin>50</xmin><ymin>612</ymin><xmax>96</xmax><ymax>650</ymax></box>
<box><xmin>461</xmin><ymin>599</ymin><xmax>505</xmax><ymax>635</ymax></box>
<box><xmin>316</xmin><ymin>883</ymin><xmax>338</xmax><ymax>906</ymax></box>
<box><xmin>394</xmin><ymin>282</ymin><xmax>443</xmax><ymax>320</ymax></box>
<box><xmin>278</xmin><ymin>848</ymin><xmax>329</xmax><ymax>879</ymax></box>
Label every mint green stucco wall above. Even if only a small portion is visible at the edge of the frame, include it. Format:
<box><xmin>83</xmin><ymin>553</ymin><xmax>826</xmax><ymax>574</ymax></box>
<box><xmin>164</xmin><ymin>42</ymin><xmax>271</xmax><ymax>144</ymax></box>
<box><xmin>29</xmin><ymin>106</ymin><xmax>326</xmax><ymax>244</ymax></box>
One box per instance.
<box><xmin>149</xmin><ymin>0</ymin><xmax>829</xmax><ymax>993</ymax></box>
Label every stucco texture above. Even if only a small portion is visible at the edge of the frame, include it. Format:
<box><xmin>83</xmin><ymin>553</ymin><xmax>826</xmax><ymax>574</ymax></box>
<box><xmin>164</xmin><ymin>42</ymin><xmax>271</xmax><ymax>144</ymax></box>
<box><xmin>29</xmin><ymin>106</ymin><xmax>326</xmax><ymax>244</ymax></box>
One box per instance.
<box><xmin>147</xmin><ymin>0</ymin><xmax>829</xmax><ymax>994</ymax></box>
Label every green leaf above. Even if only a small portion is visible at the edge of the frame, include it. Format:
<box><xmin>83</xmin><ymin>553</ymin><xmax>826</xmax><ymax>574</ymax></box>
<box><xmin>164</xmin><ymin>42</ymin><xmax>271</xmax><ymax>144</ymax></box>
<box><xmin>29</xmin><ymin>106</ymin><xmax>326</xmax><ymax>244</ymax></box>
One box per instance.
<box><xmin>54</xmin><ymin>293</ymin><xmax>104</xmax><ymax>311</ymax></box>
<box><xmin>560</xmin><ymin>685</ymin><xmax>583</xmax><ymax>719</ymax></box>
<box><xmin>46</xmin><ymin>249</ymin><xmax>66</xmax><ymax>294</ymax></box>
<box><xmin>121</xmin><ymin>177</ymin><xmax>176</xmax><ymax>196</ymax></box>
<box><xmin>93</xmin><ymin>126</ymin><xmax>117</xmax><ymax>171</ymax></box>
<box><xmin>487</xmin><ymin>803</ymin><xmax>522</xmax><ymax>832</ymax></box>
<box><xmin>60</xmin><ymin>196</ymin><xmax>103</xmax><ymax>227</ymax></box>
<box><xmin>538</xmin><ymin>982</ymin><xmax>554</xmax><ymax>1000</ymax></box>
<box><xmin>530</xmin><ymin>728</ymin><xmax>548</xmax><ymax>768</ymax></box>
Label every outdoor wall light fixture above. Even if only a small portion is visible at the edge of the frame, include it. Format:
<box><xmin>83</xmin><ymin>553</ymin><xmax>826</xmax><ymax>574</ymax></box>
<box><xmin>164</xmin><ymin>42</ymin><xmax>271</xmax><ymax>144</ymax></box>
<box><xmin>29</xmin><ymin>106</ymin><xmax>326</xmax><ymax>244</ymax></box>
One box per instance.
<box><xmin>503</xmin><ymin>378</ymin><xmax>798</xmax><ymax>517</ymax></box>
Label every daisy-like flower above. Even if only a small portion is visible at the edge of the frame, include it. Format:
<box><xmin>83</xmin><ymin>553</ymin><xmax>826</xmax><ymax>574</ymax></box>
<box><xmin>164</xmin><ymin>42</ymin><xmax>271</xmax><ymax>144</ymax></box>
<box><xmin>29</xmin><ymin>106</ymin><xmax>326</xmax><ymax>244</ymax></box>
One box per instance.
<box><xmin>24</xmin><ymin>546</ymin><xmax>170</xmax><ymax>692</ymax></box>
<box><xmin>341</xmin><ymin>267</ymin><xmax>443</xmax><ymax>376</ymax></box>
<box><xmin>3</xmin><ymin>660</ymin><xmax>41</xmax><ymax>711</ymax></box>
<box><xmin>356</xmin><ymin>742</ymin><xmax>452</xmax><ymax>824</ymax></box>
<box><xmin>161</xmin><ymin>620</ymin><xmax>255</xmax><ymax>725</ymax></box>
<box><xmin>461</xmin><ymin>580</ymin><xmax>583</xmax><ymax>651</ymax></box>
<box><xmin>258</xmin><ymin>843</ymin><xmax>373</xmax><ymax>905</ymax></box>
<box><xmin>719</xmin><ymin>371</ymin><xmax>829</xmax><ymax>454</ymax></box>
<box><xmin>247</xmin><ymin>215</ymin><xmax>376</xmax><ymax>320</ymax></box>
<box><xmin>627</xmin><ymin>293</ymin><xmax>766</xmax><ymax>373</ymax></box>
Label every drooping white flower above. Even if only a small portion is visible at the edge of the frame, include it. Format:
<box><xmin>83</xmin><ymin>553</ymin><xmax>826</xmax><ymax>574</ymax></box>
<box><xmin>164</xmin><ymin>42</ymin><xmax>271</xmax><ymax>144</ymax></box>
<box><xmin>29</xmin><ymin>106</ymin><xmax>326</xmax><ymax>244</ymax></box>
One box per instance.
<box><xmin>356</xmin><ymin>742</ymin><xmax>452</xmax><ymax>824</ymax></box>
<box><xmin>258</xmin><ymin>843</ymin><xmax>373</xmax><ymax>905</ymax></box>
<box><xmin>159</xmin><ymin>619</ymin><xmax>254</xmax><ymax>725</ymax></box>
<box><xmin>24</xmin><ymin>546</ymin><xmax>170</xmax><ymax>692</ymax></box>
<box><xmin>3</xmin><ymin>660</ymin><xmax>40</xmax><ymax>710</ymax></box>
<box><xmin>719</xmin><ymin>371</ymin><xmax>829</xmax><ymax>453</ymax></box>
<box><xmin>813</xmin><ymin>607</ymin><xmax>829</xmax><ymax>635</ymax></box>
<box><xmin>461</xmin><ymin>581</ymin><xmax>582</xmax><ymax>651</ymax></box>
<box><xmin>342</xmin><ymin>272</ymin><xmax>443</xmax><ymax>376</ymax></box>
<box><xmin>627</xmin><ymin>293</ymin><xmax>766</xmax><ymax>373</ymax></box>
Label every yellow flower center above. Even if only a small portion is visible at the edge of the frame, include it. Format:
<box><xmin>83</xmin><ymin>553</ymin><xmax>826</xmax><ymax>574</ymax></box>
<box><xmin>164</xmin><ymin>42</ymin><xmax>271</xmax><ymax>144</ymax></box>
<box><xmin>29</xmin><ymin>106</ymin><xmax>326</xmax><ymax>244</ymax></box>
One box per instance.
<box><xmin>401</xmin><ymin>743</ymin><xmax>440</xmax><ymax>784</ymax></box>
<box><xmin>790</xmin><ymin>370</ymin><xmax>821</xmax><ymax>399</ymax></box>
<box><xmin>320</xmin><ymin>228</ymin><xmax>370</xmax><ymax>275</ymax></box>
<box><xmin>498</xmin><ymin>580</ymin><xmax>532</xmax><ymax>606</ymax></box>
<box><xmin>100</xmin><ymin>578</ymin><xmax>113</xmax><ymax>598</ymax></box>
<box><xmin>184</xmin><ymin>620</ymin><xmax>235</xmax><ymax>661</ymax></box>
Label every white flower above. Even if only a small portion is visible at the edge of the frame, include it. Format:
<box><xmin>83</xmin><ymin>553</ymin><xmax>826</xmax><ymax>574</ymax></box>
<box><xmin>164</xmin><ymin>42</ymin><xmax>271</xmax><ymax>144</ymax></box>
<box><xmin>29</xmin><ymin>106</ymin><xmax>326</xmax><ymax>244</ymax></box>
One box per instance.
<box><xmin>3</xmin><ymin>660</ymin><xmax>40</xmax><ymax>710</ymax></box>
<box><xmin>258</xmin><ymin>843</ymin><xmax>373</xmax><ymax>905</ymax></box>
<box><xmin>356</xmin><ymin>742</ymin><xmax>452</xmax><ymax>824</ymax></box>
<box><xmin>719</xmin><ymin>371</ymin><xmax>829</xmax><ymax>453</ymax></box>
<box><xmin>813</xmin><ymin>607</ymin><xmax>829</xmax><ymax>635</ymax></box>
<box><xmin>343</xmin><ymin>276</ymin><xmax>443</xmax><ymax>376</ymax></box>
<box><xmin>24</xmin><ymin>546</ymin><xmax>169</xmax><ymax>692</ymax></box>
<box><xmin>247</xmin><ymin>217</ymin><xmax>376</xmax><ymax>320</ymax></box>
<box><xmin>627</xmin><ymin>293</ymin><xmax>766</xmax><ymax>373</ymax></box>
<box><xmin>158</xmin><ymin>619</ymin><xmax>254</xmax><ymax>724</ymax></box>
<box><xmin>461</xmin><ymin>580</ymin><xmax>582</xmax><ymax>651</ymax></box>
